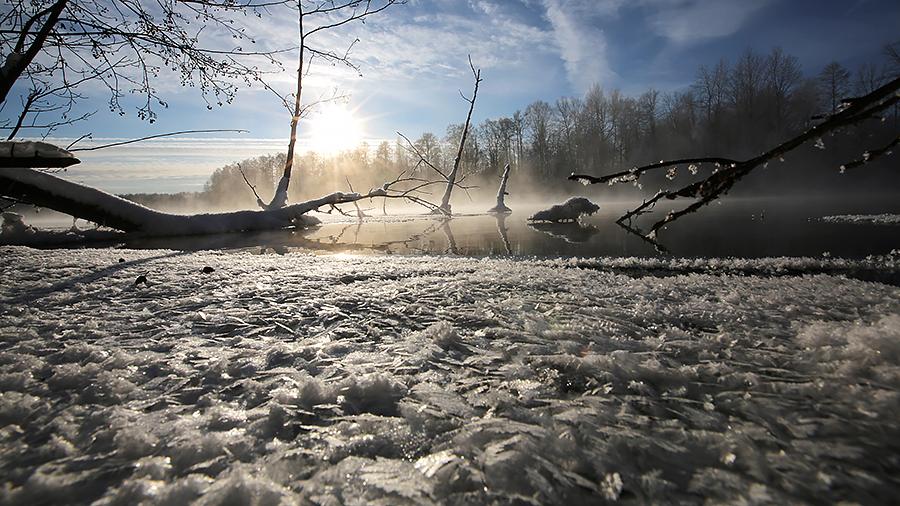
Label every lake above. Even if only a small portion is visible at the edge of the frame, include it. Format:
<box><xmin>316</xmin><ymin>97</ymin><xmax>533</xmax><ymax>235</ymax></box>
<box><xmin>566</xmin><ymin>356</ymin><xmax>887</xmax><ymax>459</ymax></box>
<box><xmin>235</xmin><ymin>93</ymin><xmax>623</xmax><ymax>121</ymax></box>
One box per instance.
<box><xmin>101</xmin><ymin>195</ymin><xmax>900</xmax><ymax>258</ymax></box>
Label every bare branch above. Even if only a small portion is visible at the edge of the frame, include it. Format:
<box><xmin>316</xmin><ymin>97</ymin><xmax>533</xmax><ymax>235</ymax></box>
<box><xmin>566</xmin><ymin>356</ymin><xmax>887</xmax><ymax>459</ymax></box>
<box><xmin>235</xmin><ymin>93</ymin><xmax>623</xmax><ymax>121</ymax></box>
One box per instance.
<box><xmin>570</xmin><ymin>157</ymin><xmax>739</xmax><ymax>185</ymax></box>
<box><xmin>237</xmin><ymin>163</ymin><xmax>266</xmax><ymax>209</ymax></box>
<box><xmin>69</xmin><ymin>129</ymin><xmax>249</xmax><ymax>152</ymax></box>
<box><xmin>839</xmin><ymin>135</ymin><xmax>900</xmax><ymax>171</ymax></box>
<box><xmin>438</xmin><ymin>55</ymin><xmax>482</xmax><ymax>213</ymax></box>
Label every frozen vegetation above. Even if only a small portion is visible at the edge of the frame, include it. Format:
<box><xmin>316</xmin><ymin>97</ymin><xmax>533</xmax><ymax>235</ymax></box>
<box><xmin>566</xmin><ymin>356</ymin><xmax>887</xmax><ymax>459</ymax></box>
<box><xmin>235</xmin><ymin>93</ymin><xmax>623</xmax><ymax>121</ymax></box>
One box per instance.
<box><xmin>1</xmin><ymin>247</ymin><xmax>899</xmax><ymax>504</ymax></box>
<box><xmin>819</xmin><ymin>214</ymin><xmax>900</xmax><ymax>225</ymax></box>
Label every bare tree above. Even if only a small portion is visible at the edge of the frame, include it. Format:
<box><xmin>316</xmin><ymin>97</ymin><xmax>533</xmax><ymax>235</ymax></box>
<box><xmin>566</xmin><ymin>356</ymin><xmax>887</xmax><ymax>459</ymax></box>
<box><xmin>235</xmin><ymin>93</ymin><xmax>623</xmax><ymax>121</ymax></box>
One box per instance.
<box><xmin>1</xmin><ymin>0</ymin><xmax>290</xmax><ymax>137</ymax></box>
<box><xmin>855</xmin><ymin>63</ymin><xmax>886</xmax><ymax>95</ymax></box>
<box><xmin>884</xmin><ymin>40</ymin><xmax>900</xmax><ymax>77</ymax></box>
<box><xmin>694</xmin><ymin>59</ymin><xmax>729</xmax><ymax>124</ymax></box>
<box><xmin>438</xmin><ymin>56</ymin><xmax>481</xmax><ymax>214</ymax></box>
<box><xmin>265</xmin><ymin>0</ymin><xmax>403</xmax><ymax>210</ymax></box>
<box><xmin>819</xmin><ymin>61</ymin><xmax>852</xmax><ymax>113</ymax></box>
<box><xmin>524</xmin><ymin>100</ymin><xmax>552</xmax><ymax>176</ymax></box>
<box><xmin>764</xmin><ymin>47</ymin><xmax>803</xmax><ymax>130</ymax></box>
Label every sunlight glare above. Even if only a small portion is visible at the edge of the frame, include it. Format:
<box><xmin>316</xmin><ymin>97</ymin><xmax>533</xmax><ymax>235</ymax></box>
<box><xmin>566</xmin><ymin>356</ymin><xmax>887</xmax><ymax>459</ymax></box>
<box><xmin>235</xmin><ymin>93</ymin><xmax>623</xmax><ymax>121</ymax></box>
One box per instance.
<box><xmin>308</xmin><ymin>104</ymin><xmax>364</xmax><ymax>155</ymax></box>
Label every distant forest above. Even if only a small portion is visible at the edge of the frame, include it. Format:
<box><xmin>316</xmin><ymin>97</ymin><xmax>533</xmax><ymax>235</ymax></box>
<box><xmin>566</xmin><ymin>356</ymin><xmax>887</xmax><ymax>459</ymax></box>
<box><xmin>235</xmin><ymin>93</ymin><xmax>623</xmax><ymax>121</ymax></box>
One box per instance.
<box><xmin>130</xmin><ymin>44</ymin><xmax>900</xmax><ymax>211</ymax></box>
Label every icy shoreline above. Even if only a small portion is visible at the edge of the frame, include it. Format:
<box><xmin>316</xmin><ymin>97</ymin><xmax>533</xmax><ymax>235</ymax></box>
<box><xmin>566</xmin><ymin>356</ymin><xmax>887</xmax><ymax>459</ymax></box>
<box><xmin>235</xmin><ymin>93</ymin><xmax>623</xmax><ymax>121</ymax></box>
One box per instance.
<box><xmin>819</xmin><ymin>213</ymin><xmax>900</xmax><ymax>225</ymax></box>
<box><xmin>1</xmin><ymin>247</ymin><xmax>899</xmax><ymax>504</ymax></box>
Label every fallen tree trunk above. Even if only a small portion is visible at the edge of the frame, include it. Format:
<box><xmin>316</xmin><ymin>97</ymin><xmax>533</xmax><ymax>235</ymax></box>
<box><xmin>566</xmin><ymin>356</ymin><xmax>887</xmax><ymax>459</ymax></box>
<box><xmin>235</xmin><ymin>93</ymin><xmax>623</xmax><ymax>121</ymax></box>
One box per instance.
<box><xmin>0</xmin><ymin>165</ymin><xmax>388</xmax><ymax>234</ymax></box>
<box><xmin>1</xmin><ymin>141</ymin><xmax>449</xmax><ymax>237</ymax></box>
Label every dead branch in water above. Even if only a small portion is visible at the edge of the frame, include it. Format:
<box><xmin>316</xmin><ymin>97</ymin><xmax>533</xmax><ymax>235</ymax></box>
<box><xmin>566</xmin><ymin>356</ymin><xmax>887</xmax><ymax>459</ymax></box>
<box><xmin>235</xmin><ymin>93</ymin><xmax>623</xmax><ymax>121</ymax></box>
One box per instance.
<box><xmin>488</xmin><ymin>163</ymin><xmax>512</xmax><ymax>214</ymax></box>
<box><xmin>439</xmin><ymin>56</ymin><xmax>482</xmax><ymax>214</ymax></box>
<box><xmin>570</xmin><ymin>76</ymin><xmax>900</xmax><ymax>240</ymax></box>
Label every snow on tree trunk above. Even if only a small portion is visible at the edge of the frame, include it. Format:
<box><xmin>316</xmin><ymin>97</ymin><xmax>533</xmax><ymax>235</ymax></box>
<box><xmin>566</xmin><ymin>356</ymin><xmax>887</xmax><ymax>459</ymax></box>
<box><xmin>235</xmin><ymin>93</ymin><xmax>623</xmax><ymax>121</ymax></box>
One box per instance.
<box><xmin>487</xmin><ymin>163</ymin><xmax>511</xmax><ymax>214</ymax></box>
<box><xmin>267</xmin><ymin>15</ymin><xmax>305</xmax><ymax>210</ymax></box>
<box><xmin>0</xmin><ymin>141</ymin><xmax>79</xmax><ymax>168</ymax></box>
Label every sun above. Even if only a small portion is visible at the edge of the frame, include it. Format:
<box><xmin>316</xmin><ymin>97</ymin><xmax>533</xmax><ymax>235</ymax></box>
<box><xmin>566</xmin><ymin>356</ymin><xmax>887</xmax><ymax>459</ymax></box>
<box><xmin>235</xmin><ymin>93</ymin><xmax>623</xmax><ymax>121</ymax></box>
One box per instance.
<box><xmin>307</xmin><ymin>103</ymin><xmax>364</xmax><ymax>155</ymax></box>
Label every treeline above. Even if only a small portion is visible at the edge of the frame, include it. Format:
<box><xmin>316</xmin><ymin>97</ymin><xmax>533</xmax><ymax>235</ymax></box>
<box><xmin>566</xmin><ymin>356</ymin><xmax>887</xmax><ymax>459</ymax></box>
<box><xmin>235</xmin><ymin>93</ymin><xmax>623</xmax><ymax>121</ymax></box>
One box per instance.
<box><xmin>144</xmin><ymin>42</ymin><xmax>900</xmax><ymax>211</ymax></box>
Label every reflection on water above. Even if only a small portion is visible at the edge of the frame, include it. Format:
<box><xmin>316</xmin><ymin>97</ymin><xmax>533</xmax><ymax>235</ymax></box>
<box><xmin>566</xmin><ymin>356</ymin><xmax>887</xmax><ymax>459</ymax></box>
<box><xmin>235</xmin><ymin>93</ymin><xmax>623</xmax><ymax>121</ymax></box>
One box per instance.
<box><xmin>12</xmin><ymin>196</ymin><xmax>900</xmax><ymax>258</ymax></box>
<box><xmin>293</xmin><ymin>197</ymin><xmax>899</xmax><ymax>258</ymax></box>
<box><xmin>495</xmin><ymin>215</ymin><xmax>511</xmax><ymax>254</ymax></box>
<box><xmin>528</xmin><ymin>221</ymin><xmax>600</xmax><ymax>243</ymax></box>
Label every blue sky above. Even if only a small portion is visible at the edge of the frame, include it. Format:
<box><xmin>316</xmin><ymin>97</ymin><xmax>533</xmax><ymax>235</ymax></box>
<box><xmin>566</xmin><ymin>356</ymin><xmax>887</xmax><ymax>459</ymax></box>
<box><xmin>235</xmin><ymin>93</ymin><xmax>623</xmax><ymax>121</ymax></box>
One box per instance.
<box><xmin>6</xmin><ymin>0</ymin><xmax>899</xmax><ymax>192</ymax></box>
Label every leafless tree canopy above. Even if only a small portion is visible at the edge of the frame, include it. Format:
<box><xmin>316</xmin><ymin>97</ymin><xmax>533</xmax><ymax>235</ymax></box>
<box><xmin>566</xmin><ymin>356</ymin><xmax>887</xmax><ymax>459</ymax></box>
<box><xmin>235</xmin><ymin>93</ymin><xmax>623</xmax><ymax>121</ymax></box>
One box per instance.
<box><xmin>0</xmin><ymin>0</ymin><xmax>296</xmax><ymax>138</ymax></box>
<box><xmin>0</xmin><ymin>0</ymin><xmax>401</xmax><ymax>141</ymax></box>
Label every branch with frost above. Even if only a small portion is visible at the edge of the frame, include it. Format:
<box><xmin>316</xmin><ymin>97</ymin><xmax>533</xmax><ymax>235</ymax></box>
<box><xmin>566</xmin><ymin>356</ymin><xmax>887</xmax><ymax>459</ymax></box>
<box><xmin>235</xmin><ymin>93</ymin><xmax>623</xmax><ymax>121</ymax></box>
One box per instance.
<box><xmin>569</xmin><ymin>76</ymin><xmax>900</xmax><ymax>240</ymax></box>
<box><xmin>839</xmin><ymin>135</ymin><xmax>900</xmax><ymax>172</ymax></box>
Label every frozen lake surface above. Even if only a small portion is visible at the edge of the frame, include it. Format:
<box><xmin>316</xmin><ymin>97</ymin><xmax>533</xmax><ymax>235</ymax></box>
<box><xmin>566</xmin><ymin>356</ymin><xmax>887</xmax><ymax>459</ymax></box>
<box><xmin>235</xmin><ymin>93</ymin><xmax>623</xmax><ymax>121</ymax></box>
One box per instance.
<box><xmin>1</xmin><ymin>247</ymin><xmax>899</xmax><ymax>504</ymax></box>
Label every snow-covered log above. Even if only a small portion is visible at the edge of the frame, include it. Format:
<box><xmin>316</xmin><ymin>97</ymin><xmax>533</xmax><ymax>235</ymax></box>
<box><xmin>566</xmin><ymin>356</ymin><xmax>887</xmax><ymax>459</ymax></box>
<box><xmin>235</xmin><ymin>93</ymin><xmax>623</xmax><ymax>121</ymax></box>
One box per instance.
<box><xmin>487</xmin><ymin>163</ymin><xmax>511</xmax><ymax>214</ymax></box>
<box><xmin>0</xmin><ymin>165</ymin><xmax>420</xmax><ymax>235</ymax></box>
<box><xmin>528</xmin><ymin>197</ymin><xmax>599</xmax><ymax>223</ymax></box>
<box><xmin>1</xmin><ymin>141</ymin><xmax>446</xmax><ymax>236</ymax></box>
<box><xmin>0</xmin><ymin>141</ymin><xmax>80</xmax><ymax>168</ymax></box>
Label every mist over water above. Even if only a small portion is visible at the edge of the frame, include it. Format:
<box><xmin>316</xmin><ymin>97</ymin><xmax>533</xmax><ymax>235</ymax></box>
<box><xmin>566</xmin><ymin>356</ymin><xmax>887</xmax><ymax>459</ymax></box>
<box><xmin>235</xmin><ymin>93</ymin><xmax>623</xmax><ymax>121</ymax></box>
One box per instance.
<box><xmin>23</xmin><ymin>195</ymin><xmax>897</xmax><ymax>259</ymax></box>
<box><xmin>238</xmin><ymin>197</ymin><xmax>900</xmax><ymax>258</ymax></box>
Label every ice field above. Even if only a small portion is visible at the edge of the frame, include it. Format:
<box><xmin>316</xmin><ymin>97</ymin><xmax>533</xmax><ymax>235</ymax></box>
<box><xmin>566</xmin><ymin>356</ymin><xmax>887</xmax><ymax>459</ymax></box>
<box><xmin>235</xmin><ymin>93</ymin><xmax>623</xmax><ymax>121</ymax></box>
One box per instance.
<box><xmin>1</xmin><ymin>247</ymin><xmax>899</xmax><ymax>504</ymax></box>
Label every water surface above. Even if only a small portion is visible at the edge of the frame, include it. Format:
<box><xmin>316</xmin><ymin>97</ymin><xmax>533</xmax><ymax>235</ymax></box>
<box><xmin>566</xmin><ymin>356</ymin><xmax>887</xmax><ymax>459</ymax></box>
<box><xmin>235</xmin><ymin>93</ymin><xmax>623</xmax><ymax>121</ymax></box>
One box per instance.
<box><xmin>116</xmin><ymin>196</ymin><xmax>900</xmax><ymax>258</ymax></box>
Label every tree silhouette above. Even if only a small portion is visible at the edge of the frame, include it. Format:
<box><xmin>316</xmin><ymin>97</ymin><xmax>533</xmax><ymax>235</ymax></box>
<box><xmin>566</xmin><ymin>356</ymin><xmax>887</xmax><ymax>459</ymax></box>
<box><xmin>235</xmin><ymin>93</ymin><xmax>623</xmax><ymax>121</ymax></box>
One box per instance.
<box><xmin>0</xmin><ymin>0</ymin><xmax>291</xmax><ymax>138</ymax></box>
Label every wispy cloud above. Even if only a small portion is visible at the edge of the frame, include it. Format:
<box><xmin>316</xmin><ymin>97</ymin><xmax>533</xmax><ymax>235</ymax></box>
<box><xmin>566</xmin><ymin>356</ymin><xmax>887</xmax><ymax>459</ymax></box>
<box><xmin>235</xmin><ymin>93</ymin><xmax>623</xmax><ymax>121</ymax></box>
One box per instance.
<box><xmin>645</xmin><ymin>0</ymin><xmax>772</xmax><ymax>44</ymax></box>
<box><xmin>542</xmin><ymin>0</ymin><xmax>617</xmax><ymax>92</ymax></box>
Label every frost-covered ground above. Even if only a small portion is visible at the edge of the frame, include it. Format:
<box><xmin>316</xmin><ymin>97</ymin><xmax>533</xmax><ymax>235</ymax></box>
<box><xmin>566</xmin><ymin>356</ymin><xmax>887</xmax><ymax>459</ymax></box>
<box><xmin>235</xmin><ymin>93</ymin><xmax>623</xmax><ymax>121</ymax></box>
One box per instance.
<box><xmin>1</xmin><ymin>247</ymin><xmax>899</xmax><ymax>505</ymax></box>
<box><xmin>819</xmin><ymin>214</ymin><xmax>900</xmax><ymax>225</ymax></box>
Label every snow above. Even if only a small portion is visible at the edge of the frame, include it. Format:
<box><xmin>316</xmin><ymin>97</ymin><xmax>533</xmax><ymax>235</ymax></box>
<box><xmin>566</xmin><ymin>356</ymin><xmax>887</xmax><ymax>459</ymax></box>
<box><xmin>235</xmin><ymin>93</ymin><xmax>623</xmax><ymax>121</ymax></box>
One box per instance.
<box><xmin>0</xmin><ymin>141</ymin><xmax>79</xmax><ymax>168</ymax></box>
<box><xmin>1</xmin><ymin>246</ymin><xmax>899</xmax><ymax>504</ymax></box>
<box><xmin>819</xmin><ymin>214</ymin><xmax>900</xmax><ymax>225</ymax></box>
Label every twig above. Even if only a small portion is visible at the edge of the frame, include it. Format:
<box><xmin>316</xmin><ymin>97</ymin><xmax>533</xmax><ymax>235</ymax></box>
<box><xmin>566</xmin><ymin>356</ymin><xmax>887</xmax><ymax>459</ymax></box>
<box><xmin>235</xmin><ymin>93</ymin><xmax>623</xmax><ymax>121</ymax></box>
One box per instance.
<box><xmin>839</xmin><ymin>135</ymin><xmax>900</xmax><ymax>171</ymax></box>
<box><xmin>65</xmin><ymin>133</ymin><xmax>92</xmax><ymax>150</ymax></box>
<box><xmin>237</xmin><ymin>163</ymin><xmax>265</xmax><ymax>208</ymax></box>
<box><xmin>69</xmin><ymin>129</ymin><xmax>249</xmax><ymax>151</ymax></box>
